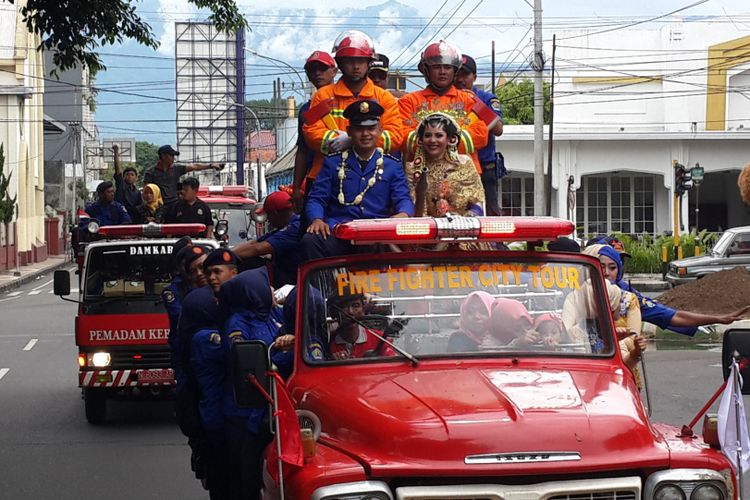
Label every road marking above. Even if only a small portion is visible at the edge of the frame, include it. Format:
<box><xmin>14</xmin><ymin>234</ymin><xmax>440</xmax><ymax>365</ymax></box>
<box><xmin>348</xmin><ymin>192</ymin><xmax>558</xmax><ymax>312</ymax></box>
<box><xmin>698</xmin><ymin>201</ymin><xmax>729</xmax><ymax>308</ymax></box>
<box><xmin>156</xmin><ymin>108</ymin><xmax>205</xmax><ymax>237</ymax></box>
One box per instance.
<box><xmin>28</xmin><ymin>290</ymin><xmax>41</xmax><ymax>295</ymax></box>
<box><xmin>31</xmin><ymin>279</ymin><xmax>53</xmax><ymax>291</ymax></box>
<box><xmin>7</xmin><ymin>291</ymin><xmax>21</xmax><ymax>297</ymax></box>
<box><xmin>48</xmin><ymin>288</ymin><xmax>78</xmax><ymax>294</ymax></box>
<box><xmin>0</xmin><ymin>295</ymin><xmax>20</xmax><ymax>303</ymax></box>
<box><xmin>23</xmin><ymin>339</ymin><xmax>38</xmax><ymax>351</ymax></box>
<box><xmin>0</xmin><ymin>368</ymin><xmax>8</xmax><ymax>381</ymax></box>
<box><xmin>710</xmin><ymin>363</ymin><xmax>723</xmax><ymax>368</ymax></box>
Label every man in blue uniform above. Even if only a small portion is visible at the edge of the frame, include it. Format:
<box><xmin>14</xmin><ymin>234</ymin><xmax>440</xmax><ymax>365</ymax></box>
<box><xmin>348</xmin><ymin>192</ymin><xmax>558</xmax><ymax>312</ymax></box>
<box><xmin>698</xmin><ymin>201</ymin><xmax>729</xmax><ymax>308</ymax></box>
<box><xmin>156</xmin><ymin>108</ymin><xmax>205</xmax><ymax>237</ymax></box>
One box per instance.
<box><xmin>456</xmin><ymin>55</ymin><xmax>505</xmax><ymax>216</ymax></box>
<box><xmin>203</xmin><ymin>248</ymin><xmax>239</xmax><ymax>295</ymax></box>
<box><xmin>302</xmin><ymin>99</ymin><xmax>414</xmax><ymax>261</ymax></box>
<box><xmin>85</xmin><ymin>181</ymin><xmax>132</xmax><ymax>225</ymax></box>
<box><xmin>233</xmin><ymin>190</ymin><xmax>302</xmax><ymax>288</ymax></box>
<box><xmin>164</xmin><ymin>236</ymin><xmax>193</xmax><ymax>347</ymax></box>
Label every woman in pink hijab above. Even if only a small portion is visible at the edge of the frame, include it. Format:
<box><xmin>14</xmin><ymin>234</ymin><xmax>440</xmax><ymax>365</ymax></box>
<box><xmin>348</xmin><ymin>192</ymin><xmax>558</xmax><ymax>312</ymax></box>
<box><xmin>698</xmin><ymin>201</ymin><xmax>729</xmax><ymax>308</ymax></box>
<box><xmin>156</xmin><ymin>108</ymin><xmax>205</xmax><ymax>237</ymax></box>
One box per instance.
<box><xmin>489</xmin><ymin>298</ymin><xmax>538</xmax><ymax>347</ymax></box>
<box><xmin>448</xmin><ymin>291</ymin><xmax>495</xmax><ymax>352</ymax></box>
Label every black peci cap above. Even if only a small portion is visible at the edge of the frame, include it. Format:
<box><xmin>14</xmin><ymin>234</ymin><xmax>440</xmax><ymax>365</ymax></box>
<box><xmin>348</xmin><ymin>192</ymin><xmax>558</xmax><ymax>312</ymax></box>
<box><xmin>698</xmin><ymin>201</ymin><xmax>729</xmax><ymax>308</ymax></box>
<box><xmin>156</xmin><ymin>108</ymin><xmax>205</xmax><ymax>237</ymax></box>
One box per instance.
<box><xmin>157</xmin><ymin>145</ymin><xmax>180</xmax><ymax>156</ymax></box>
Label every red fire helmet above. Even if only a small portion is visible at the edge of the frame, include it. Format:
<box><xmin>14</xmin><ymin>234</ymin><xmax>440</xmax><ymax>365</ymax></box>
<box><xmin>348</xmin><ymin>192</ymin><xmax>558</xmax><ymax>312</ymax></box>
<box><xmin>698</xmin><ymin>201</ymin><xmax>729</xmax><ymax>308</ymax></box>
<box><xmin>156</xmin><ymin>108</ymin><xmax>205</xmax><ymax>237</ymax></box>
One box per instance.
<box><xmin>332</xmin><ymin>30</ymin><xmax>376</xmax><ymax>59</ymax></box>
<box><xmin>420</xmin><ymin>40</ymin><xmax>461</xmax><ymax>69</ymax></box>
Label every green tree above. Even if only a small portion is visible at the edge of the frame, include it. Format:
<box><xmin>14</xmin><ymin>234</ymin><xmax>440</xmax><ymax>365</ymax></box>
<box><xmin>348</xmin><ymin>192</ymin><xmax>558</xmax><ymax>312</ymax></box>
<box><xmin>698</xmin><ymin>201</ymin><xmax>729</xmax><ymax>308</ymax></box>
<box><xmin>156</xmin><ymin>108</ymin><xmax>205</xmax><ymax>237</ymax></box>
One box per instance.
<box><xmin>496</xmin><ymin>79</ymin><xmax>551</xmax><ymax>125</ymax></box>
<box><xmin>134</xmin><ymin>141</ymin><xmax>159</xmax><ymax>174</ymax></box>
<box><xmin>8</xmin><ymin>0</ymin><xmax>247</xmax><ymax>74</ymax></box>
<box><xmin>0</xmin><ymin>145</ymin><xmax>17</xmax><ymax>225</ymax></box>
<box><xmin>68</xmin><ymin>179</ymin><xmax>89</xmax><ymax>207</ymax></box>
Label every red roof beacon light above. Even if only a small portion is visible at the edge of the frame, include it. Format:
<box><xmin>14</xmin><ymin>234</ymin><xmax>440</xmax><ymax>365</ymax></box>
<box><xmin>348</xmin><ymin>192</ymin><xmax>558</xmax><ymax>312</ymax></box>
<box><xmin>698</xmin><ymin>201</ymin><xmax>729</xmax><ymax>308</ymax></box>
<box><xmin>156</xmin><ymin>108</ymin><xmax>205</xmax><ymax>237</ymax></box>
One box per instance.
<box><xmin>96</xmin><ymin>223</ymin><xmax>207</xmax><ymax>238</ymax></box>
<box><xmin>334</xmin><ymin>216</ymin><xmax>574</xmax><ymax>245</ymax></box>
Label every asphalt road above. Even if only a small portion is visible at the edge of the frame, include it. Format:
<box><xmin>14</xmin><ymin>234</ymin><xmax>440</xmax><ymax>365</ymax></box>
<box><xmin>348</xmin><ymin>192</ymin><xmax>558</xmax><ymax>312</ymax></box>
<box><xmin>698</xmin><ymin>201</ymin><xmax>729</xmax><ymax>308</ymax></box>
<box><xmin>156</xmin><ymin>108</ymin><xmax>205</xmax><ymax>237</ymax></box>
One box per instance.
<box><xmin>0</xmin><ymin>270</ymin><xmax>746</xmax><ymax>499</ymax></box>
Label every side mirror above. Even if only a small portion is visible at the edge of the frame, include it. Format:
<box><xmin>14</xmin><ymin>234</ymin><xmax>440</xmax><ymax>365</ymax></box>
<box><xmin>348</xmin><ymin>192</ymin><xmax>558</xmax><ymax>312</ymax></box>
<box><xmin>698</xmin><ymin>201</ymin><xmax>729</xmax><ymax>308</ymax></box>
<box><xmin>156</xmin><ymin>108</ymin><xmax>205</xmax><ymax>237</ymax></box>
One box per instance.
<box><xmin>215</xmin><ymin>219</ymin><xmax>229</xmax><ymax>238</ymax></box>
<box><xmin>53</xmin><ymin>269</ymin><xmax>71</xmax><ymax>296</ymax></box>
<box><xmin>231</xmin><ymin>340</ymin><xmax>271</xmax><ymax>408</ymax></box>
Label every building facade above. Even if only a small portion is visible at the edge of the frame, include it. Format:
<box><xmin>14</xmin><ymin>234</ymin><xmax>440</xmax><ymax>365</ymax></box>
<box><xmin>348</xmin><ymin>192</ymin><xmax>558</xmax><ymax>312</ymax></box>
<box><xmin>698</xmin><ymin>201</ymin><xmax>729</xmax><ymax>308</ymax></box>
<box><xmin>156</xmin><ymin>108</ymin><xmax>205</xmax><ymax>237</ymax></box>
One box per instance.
<box><xmin>498</xmin><ymin>20</ymin><xmax>750</xmax><ymax>236</ymax></box>
<box><xmin>0</xmin><ymin>1</ymin><xmax>49</xmax><ymax>267</ymax></box>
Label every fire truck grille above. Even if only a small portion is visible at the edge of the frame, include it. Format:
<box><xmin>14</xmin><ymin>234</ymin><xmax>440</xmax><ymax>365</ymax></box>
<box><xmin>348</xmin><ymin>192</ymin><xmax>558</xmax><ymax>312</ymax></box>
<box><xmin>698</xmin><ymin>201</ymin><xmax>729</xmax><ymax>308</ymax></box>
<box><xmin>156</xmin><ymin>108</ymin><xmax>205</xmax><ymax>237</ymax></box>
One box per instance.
<box><xmin>549</xmin><ymin>492</ymin><xmax>637</xmax><ymax>500</ymax></box>
<box><xmin>394</xmin><ymin>477</ymin><xmax>641</xmax><ymax>500</ymax></box>
<box><xmin>109</xmin><ymin>349</ymin><xmax>171</xmax><ymax>369</ymax></box>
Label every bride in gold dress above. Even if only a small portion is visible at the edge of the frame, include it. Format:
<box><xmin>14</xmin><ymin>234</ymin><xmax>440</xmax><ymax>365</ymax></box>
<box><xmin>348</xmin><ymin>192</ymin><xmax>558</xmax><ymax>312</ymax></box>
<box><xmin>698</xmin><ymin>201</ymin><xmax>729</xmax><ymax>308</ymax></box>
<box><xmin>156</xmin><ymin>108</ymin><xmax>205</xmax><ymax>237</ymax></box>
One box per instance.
<box><xmin>405</xmin><ymin>112</ymin><xmax>486</xmax><ymax>218</ymax></box>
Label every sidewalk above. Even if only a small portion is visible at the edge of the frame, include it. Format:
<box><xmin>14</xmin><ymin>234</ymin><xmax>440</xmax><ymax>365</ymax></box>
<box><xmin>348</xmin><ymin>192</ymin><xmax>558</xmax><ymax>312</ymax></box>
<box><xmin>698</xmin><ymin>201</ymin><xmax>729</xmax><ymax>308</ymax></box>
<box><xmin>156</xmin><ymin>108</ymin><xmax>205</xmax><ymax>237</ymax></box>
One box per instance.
<box><xmin>623</xmin><ymin>273</ymin><xmax>671</xmax><ymax>292</ymax></box>
<box><xmin>0</xmin><ymin>254</ymin><xmax>72</xmax><ymax>294</ymax></box>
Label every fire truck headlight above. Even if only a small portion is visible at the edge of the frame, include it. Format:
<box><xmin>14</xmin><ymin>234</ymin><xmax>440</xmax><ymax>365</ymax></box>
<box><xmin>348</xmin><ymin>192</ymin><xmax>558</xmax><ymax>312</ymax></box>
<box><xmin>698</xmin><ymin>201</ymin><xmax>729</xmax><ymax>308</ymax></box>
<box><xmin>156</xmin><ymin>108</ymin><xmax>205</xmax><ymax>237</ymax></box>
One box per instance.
<box><xmin>654</xmin><ymin>485</ymin><xmax>686</xmax><ymax>500</ymax></box>
<box><xmin>691</xmin><ymin>484</ymin><xmax>724</xmax><ymax>500</ymax></box>
<box><xmin>646</xmin><ymin>470</ymin><xmax>728</xmax><ymax>500</ymax></box>
<box><xmin>90</xmin><ymin>352</ymin><xmax>111</xmax><ymax>367</ymax></box>
<box><xmin>87</xmin><ymin>220</ymin><xmax>100</xmax><ymax>234</ymax></box>
<box><xmin>311</xmin><ymin>481</ymin><xmax>393</xmax><ymax>500</ymax></box>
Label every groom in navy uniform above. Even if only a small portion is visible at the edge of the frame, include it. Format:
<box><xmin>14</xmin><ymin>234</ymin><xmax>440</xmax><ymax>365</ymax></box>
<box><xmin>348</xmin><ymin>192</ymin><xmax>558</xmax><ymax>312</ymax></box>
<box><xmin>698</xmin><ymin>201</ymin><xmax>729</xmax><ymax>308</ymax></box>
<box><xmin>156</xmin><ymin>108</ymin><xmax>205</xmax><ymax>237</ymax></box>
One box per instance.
<box><xmin>302</xmin><ymin>99</ymin><xmax>414</xmax><ymax>261</ymax></box>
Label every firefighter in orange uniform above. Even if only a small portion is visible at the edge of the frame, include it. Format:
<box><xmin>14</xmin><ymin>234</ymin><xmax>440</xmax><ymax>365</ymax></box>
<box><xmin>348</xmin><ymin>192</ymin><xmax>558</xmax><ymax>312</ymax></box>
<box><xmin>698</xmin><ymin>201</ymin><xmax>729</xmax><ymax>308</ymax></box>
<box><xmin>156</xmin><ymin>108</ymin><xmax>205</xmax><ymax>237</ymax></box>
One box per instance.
<box><xmin>399</xmin><ymin>40</ymin><xmax>490</xmax><ymax>174</ymax></box>
<box><xmin>302</xmin><ymin>30</ymin><xmax>403</xmax><ymax>192</ymax></box>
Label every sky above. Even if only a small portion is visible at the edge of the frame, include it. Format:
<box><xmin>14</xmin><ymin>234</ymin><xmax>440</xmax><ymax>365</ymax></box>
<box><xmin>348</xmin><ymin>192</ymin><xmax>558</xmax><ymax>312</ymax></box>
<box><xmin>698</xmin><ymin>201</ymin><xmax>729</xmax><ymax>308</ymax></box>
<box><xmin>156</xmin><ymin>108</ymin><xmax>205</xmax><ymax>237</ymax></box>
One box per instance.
<box><xmin>93</xmin><ymin>0</ymin><xmax>750</xmax><ymax>148</ymax></box>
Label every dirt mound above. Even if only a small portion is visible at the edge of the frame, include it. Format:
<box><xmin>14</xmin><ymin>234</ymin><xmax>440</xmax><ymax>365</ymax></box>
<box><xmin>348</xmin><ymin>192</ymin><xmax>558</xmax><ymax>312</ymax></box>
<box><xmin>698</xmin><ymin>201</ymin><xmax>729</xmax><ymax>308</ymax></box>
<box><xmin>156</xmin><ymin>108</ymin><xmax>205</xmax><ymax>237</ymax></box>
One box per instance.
<box><xmin>658</xmin><ymin>266</ymin><xmax>750</xmax><ymax>315</ymax></box>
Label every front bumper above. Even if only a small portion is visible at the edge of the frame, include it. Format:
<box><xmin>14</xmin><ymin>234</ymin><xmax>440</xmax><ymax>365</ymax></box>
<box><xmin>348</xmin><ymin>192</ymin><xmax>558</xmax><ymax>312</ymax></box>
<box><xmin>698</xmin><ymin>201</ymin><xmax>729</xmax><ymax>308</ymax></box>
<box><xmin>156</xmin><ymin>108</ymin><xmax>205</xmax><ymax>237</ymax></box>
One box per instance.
<box><xmin>665</xmin><ymin>272</ymin><xmax>697</xmax><ymax>286</ymax></box>
<box><xmin>79</xmin><ymin>368</ymin><xmax>175</xmax><ymax>388</ymax></box>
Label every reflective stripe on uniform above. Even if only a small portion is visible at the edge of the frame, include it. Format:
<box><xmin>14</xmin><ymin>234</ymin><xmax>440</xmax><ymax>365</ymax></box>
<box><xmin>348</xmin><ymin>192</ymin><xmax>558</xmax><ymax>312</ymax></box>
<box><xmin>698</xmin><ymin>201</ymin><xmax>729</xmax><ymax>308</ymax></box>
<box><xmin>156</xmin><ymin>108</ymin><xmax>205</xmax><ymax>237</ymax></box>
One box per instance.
<box><xmin>321</xmin><ymin>129</ymin><xmax>336</xmax><ymax>154</ymax></box>
<box><xmin>330</xmin><ymin>108</ymin><xmax>345</xmax><ymax>118</ymax></box>
<box><xmin>406</xmin><ymin>130</ymin><xmax>418</xmax><ymax>155</ymax></box>
<box><xmin>382</xmin><ymin>130</ymin><xmax>392</xmax><ymax>152</ymax></box>
<box><xmin>460</xmin><ymin>130</ymin><xmax>475</xmax><ymax>154</ymax></box>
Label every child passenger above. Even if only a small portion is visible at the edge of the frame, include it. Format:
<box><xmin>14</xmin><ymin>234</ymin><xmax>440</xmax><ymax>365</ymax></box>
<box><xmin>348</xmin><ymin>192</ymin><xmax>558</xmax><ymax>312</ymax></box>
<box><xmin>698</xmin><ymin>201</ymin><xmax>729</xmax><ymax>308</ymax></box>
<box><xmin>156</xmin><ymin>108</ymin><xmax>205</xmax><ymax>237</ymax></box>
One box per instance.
<box><xmin>488</xmin><ymin>298</ymin><xmax>539</xmax><ymax>347</ymax></box>
<box><xmin>448</xmin><ymin>291</ymin><xmax>494</xmax><ymax>352</ymax></box>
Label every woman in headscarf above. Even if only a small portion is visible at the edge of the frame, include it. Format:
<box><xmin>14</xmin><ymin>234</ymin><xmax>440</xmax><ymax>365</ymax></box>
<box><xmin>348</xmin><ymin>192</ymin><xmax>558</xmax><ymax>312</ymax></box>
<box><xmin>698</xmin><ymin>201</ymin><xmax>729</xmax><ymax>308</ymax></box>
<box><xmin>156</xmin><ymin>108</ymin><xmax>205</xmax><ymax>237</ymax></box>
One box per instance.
<box><xmin>405</xmin><ymin>112</ymin><xmax>486</xmax><ymax>219</ymax></box>
<box><xmin>218</xmin><ymin>267</ymin><xmax>287</xmax><ymax>500</ymax></box>
<box><xmin>488</xmin><ymin>298</ymin><xmax>538</xmax><ymax>347</ymax></box>
<box><xmin>583</xmin><ymin>244</ymin><xmax>646</xmax><ymax>387</ymax></box>
<box><xmin>135</xmin><ymin>183</ymin><xmax>166</xmax><ymax>223</ymax></box>
<box><xmin>448</xmin><ymin>291</ymin><xmax>494</xmax><ymax>352</ymax></box>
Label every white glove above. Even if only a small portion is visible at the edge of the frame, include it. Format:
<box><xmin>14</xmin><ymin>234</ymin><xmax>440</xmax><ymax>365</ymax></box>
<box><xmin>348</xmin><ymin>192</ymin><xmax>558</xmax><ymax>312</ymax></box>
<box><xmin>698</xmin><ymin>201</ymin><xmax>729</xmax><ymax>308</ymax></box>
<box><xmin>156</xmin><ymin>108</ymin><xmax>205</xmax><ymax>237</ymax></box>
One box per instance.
<box><xmin>328</xmin><ymin>131</ymin><xmax>352</xmax><ymax>153</ymax></box>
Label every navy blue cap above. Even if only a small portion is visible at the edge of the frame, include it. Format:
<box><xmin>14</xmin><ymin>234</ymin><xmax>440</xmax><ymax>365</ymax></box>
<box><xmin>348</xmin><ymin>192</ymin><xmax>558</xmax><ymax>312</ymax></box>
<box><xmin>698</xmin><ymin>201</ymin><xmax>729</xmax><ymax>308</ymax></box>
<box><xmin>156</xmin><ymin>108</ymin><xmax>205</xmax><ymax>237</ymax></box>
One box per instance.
<box><xmin>203</xmin><ymin>248</ymin><xmax>238</xmax><ymax>270</ymax></box>
<box><xmin>344</xmin><ymin>100</ymin><xmax>384</xmax><ymax>126</ymax></box>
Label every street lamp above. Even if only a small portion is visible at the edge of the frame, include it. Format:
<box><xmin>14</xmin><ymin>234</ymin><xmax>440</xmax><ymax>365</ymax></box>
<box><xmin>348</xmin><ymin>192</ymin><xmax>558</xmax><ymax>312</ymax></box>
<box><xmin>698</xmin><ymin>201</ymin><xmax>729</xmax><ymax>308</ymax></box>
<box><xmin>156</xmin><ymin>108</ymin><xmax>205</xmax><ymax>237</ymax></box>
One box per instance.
<box><xmin>218</xmin><ymin>97</ymin><xmax>264</xmax><ymax>199</ymax></box>
<box><xmin>245</xmin><ymin>48</ymin><xmax>307</xmax><ymax>98</ymax></box>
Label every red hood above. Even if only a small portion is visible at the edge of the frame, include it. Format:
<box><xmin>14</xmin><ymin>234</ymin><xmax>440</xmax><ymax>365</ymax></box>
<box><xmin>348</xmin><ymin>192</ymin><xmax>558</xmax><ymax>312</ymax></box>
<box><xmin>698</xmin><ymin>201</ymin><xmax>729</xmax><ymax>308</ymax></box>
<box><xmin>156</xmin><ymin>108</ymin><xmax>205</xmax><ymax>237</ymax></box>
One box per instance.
<box><xmin>293</xmin><ymin>359</ymin><xmax>671</xmax><ymax>477</ymax></box>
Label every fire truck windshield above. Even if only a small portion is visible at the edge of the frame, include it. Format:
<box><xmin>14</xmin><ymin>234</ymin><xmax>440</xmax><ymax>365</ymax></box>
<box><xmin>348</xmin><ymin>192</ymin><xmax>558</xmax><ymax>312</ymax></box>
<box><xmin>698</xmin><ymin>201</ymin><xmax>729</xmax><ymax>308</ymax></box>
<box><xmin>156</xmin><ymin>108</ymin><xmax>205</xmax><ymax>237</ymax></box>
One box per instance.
<box><xmin>83</xmin><ymin>243</ymin><xmax>175</xmax><ymax>314</ymax></box>
<box><xmin>210</xmin><ymin>204</ymin><xmax>256</xmax><ymax>245</ymax></box>
<box><xmin>301</xmin><ymin>257</ymin><xmax>614</xmax><ymax>363</ymax></box>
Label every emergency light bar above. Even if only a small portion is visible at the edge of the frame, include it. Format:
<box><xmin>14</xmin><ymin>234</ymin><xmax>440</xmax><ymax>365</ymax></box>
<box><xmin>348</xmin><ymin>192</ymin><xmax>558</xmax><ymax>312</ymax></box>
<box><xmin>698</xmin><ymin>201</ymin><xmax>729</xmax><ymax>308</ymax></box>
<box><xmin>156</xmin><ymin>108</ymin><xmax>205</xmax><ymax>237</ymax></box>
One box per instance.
<box><xmin>199</xmin><ymin>185</ymin><xmax>250</xmax><ymax>197</ymax></box>
<box><xmin>95</xmin><ymin>223</ymin><xmax>207</xmax><ymax>238</ymax></box>
<box><xmin>333</xmin><ymin>216</ymin><xmax>574</xmax><ymax>245</ymax></box>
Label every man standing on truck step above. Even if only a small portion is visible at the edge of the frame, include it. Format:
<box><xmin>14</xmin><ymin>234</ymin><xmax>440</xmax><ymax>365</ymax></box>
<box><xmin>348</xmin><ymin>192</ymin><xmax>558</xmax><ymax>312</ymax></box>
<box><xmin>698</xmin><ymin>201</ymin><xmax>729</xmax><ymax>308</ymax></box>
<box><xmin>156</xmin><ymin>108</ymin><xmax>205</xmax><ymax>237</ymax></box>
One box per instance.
<box><xmin>303</xmin><ymin>100</ymin><xmax>414</xmax><ymax>261</ymax></box>
<box><xmin>143</xmin><ymin>145</ymin><xmax>225</xmax><ymax>206</ymax></box>
<box><xmin>399</xmin><ymin>40</ymin><xmax>490</xmax><ymax>173</ymax></box>
<box><xmin>302</xmin><ymin>30</ymin><xmax>404</xmax><ymax>201</ymax></box>
<box><xmin>111</xmin><ymin>143</ymin><xmax>142</xmax><ymax>221</ymax></box>
<box><xmin>203</xmin><ymin>248</ymin><xmax>239</xmax><ymax>295</ymax></box>
<box><xmin>455</xmin><ymin>54</ymin><xmax>505</xmax><ymax>216</ymax></box>
<box><xmin>164</xmin><ymin>177</ymin><xmax>214</xmax><ymax>238</ymax></box>
<box><xmin>233</xmin><ymin>190</ymin><xmax>302</xmax><ymax>288</ymax></box>
<box><xmin>85</xmin><ymin>181</ymin><xmax>132</xmax><ymax>225</ymax></box>
<box><xmin>292</xmin><ymin>50</ymin><xmax>338</xmax><ymax>214</ymax></box>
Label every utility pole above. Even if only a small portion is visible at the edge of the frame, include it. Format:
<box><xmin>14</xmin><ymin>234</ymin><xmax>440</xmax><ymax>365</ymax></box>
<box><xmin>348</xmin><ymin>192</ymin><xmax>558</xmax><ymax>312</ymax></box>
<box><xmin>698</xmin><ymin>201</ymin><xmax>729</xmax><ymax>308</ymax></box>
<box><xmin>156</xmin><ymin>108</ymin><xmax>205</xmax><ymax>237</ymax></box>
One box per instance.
<box><xmin>533</xmin><ymin>0</ymin><xmax>545</xmax><ymax>216</ymax></box>
<box><xmin>491</xmin><ymin>40</ymin><xmax>496</xmax><ymax>93</ymax></box>
<box><xmin>545</xmin><ymin>34</ymin><xmax>556</xmax><ymax>216</ymax></box>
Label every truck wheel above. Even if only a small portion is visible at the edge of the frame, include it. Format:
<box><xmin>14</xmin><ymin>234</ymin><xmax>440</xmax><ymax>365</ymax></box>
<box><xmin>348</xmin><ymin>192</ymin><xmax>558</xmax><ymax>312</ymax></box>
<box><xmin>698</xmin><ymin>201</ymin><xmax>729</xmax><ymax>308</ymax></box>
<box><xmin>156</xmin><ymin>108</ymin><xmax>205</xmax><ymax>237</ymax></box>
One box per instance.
<box><xmin>84</xmin><ymin>388</ymin><xmax>107</xmax><ymax>424</ymax></box>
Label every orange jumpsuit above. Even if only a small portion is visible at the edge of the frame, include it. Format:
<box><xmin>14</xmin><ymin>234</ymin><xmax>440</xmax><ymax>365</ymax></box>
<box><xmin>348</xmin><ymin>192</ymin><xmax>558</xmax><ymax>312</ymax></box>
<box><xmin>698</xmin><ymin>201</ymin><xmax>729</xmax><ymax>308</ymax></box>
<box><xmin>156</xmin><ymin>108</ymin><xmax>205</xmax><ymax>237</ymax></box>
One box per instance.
<box><xmin>302</xmin><ymin>78</ymin><xmax>404</xmax><ymax>180</ymax></box>
<box><xmin>399</xmin><ymin>86</ymin><xmax>489</xmax><ymax>173</ymax></box>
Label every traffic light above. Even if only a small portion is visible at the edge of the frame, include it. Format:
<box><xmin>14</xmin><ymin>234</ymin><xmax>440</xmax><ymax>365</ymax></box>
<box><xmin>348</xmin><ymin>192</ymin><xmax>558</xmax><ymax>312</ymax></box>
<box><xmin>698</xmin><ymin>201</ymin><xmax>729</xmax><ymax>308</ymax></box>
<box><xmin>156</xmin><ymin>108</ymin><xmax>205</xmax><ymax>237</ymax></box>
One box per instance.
<box><xmin>673</xmin><ymin>161</ymin><xmax>693</xmax><ymax>196</ymax></box>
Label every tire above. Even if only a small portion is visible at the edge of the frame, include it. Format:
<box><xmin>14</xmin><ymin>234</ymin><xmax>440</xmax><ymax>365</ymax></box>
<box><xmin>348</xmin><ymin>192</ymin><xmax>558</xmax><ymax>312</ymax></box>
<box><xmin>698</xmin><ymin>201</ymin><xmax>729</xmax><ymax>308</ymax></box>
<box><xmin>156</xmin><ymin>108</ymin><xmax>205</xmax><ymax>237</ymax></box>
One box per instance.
<box><xmin>84</xmin><ymin>388</ymin><xmax>107</xmax><ymax>424</ymax></box>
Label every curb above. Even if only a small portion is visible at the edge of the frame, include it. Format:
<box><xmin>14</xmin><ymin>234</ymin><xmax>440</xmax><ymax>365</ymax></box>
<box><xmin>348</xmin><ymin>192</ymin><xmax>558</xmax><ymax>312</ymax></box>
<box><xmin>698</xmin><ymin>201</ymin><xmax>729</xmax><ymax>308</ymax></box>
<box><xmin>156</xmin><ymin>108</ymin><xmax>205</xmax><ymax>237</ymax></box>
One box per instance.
<box><xmin>628</xmin><ymin>280</ymin><xmax>671</xmax><ymax>292</ymax></box>
<box><xmin>0</xmin><ymin>259</ymin><xmax>73</xmax><ymax>295</ymax></box>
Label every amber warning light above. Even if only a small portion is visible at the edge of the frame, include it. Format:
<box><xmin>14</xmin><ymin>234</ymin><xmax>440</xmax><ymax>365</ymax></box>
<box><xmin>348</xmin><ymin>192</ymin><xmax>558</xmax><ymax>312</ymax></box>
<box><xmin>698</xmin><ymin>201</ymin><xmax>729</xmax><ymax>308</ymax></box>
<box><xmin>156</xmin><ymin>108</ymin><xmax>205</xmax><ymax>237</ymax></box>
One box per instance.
<box><xmin>333</xmin><ymin>216</ymin><xmax>575</xmax><ymax>245</ymax></box>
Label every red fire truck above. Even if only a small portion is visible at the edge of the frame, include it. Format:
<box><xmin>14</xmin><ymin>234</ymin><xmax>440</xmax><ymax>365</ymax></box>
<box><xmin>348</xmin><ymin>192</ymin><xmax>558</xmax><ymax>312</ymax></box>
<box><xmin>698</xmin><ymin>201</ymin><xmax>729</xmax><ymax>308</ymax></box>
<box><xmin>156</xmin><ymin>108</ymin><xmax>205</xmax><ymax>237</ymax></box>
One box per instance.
<box><xmin>232</xmin><ymin>216</ymin><xmax>739</xmax><ymax>500</ymax></box>
<box><xmin>55</xmin><ymin>222</ymin><xmax>218</xmax><ymax>424</ymax></box>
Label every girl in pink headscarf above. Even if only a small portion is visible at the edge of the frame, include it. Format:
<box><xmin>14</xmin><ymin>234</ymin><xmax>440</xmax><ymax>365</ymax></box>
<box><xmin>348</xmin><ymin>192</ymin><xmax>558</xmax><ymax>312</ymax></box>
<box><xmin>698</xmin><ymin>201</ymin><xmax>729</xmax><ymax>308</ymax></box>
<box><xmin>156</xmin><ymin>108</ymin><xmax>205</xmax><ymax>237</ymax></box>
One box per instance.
<box><xmin>489</xmin><ymin>298</ymin><xmax>538</xmax><ymax>347</ymax></box>
<box><xmin>448</xmin><ymin>291</ymin><xmax>495</xmax><ymax>352</ymax></box>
